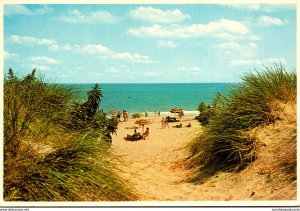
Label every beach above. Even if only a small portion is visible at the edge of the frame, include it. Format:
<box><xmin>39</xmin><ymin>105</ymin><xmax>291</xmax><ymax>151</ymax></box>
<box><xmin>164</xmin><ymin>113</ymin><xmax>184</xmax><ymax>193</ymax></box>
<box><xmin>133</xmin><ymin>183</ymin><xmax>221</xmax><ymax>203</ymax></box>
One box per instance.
<box><xmin>110</xmin><ymin>104</ymin><xmax>297</xmax><ymax>201</ymax></box>
<box><xmin>110</xmin><ymin>115</ymin><xmax>202</xmax><ymax>200</ymax></box>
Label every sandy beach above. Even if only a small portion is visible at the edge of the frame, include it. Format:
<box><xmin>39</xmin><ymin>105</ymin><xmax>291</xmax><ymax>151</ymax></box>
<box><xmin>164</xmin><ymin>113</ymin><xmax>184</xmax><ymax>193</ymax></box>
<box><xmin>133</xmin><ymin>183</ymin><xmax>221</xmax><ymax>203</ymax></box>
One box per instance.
<box><xmin>109</xmin><ymin>107</ymin><xmax>296</xmax><ymax>201</ymax></box>
<box><xmin>110</xmin><ymin>115</ymin><xmax>203</xmax><ymax>200</ymax></box>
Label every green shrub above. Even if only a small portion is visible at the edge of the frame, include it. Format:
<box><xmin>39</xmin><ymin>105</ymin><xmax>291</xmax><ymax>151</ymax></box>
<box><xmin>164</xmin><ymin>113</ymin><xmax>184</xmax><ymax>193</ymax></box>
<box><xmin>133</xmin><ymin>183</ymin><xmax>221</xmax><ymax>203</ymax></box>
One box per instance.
<box><xmin>4</xmin><ymin>69</ymin><xmax>138</xmax><ymax>201</ymax></box>
<box><xmin>132</xmin><ymin>113</ymin><xmax>143</xmax><ymax>118</ymax></box>
<box><xmin>188</xmin><ymin>65</ymin><xmax>296</xmax><ymax>183</ymax></box>
<box><xmin>195</xmin><ymin>92</ymin><xmax>224</xmax><ymax>126</ymax></box>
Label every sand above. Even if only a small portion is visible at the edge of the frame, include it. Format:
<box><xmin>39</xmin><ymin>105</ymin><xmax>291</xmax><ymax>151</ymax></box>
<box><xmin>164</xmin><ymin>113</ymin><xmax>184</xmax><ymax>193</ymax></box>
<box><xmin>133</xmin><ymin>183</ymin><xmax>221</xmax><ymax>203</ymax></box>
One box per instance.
<box><xmin>109</xmin><ymin>107</ymin><xmax>296</xmax><ymax>201</ymax></box>
<box><xmin>110</xmin><ymin>115</ymin><xmax>201</xmax><ymax>200</ymax></box>
<box><xmin>110</xmin><ymin>115</ymin><xmax>235</xmax><ymax>201</ymax></box>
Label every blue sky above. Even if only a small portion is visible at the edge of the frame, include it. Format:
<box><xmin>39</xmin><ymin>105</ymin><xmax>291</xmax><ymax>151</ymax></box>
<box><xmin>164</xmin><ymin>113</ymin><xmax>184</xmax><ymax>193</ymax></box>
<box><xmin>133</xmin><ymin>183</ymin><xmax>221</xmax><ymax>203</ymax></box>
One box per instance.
<box><xmin>3</xmin><ymin>4</ymin><xmax>296</xmax><ymax>83</ymax></box>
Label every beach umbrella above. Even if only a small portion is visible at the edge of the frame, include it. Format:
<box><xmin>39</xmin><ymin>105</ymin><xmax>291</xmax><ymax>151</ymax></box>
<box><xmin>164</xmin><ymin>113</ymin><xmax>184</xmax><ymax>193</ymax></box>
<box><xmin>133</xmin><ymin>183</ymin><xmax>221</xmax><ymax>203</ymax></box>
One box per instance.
<box><xmin>134</xmin><ymin>119</ymin><xmax>151</xmax><ymax>133</ymax></box>
<box><xmin>108</xmin><ymin>109</ymin><xmax>119</xmax><ymax>116</ymax></box>
<box><xmin>170</xmin><ymin>108</ymin><xmax>182</xmax><ymax>113</ymax></box>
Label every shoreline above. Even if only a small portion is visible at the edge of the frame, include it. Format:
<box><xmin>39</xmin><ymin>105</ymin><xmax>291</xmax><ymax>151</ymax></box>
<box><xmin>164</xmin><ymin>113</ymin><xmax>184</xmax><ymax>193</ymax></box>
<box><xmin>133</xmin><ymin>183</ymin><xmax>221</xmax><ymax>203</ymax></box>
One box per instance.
<box><xmin>106</xmin><ymin>110</ymin><xmax>200</xmax><ymax>118</ymax></box>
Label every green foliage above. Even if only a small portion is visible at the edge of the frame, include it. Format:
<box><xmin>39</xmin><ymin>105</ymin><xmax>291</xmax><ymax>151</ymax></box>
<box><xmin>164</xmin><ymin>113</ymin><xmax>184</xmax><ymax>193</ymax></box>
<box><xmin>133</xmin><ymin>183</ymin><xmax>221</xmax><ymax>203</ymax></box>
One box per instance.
<box><xmin>132</xmin><ymin>113</ymin><xmax>143</xmax><ymax>118</ymax></box>
<box><xmin>188</xmin><ymin>65</ymin><xmax>296</xmax><ymax>183</ymax></box>
<box><xmin>195</xmin><ymin>92</ymin><xmax>224</xmax><ymax>126</ymax></box>
<box><xmin>4</xmin><ymin>69</ymin><xmax>138</xmax><ymax>201</ymax></box>
<box><xmin>71</xmin><ymin>84</ymin><xmax>103</xmax><ymax>127</ymax></box>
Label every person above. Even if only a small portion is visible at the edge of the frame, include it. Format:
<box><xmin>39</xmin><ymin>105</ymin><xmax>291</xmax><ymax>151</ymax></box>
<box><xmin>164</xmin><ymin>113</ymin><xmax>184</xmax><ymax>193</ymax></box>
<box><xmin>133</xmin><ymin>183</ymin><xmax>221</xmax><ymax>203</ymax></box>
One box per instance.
<box><xmin>123</xmin><ymin>110</ymin><xmax>128</xmax><ymax>122</ymax></box>
<box><xmin>158</xmin><ymin>111</ymin><xmax>160</xmax><ymax>117</ymax></box>
<box><xmin>117</xmin><ymin>112</ymin><xmax>121</xmax><ymax>122</ymax></box>
<box><xmin>164</xmin><ymin>117</ymin><xmax>169</xmax><ymax>128</ymax></box>
<box><xmin>123</xmin><ymin>110</ymin><xmax>126</xmax><ymax>122</ymax></box>
<box><xmin>145</xmin><ymin>111</ymin><xmax>148</xmax><ymax>117</ymax></box>
<box><xmin>186</xmin><ymin>123</ymin><xmax>192</xmax><ymax>127</ymax></box>
<box><xmin>132</xmin><ymin>129</ymin><xmax>142</xmax><ymax>140</ymax></box>
<box><xmin>142</xmin><ymin>127</ymin><xmax>150</xmax><ymax>139</ymax></box>
<box><xmin>175</xmin><ymin>123</ymin><xmax>182</xmax><ymax>128</ymax></box>
<box><xmin>161</xmin><ymin>117</ymin><xmax>165</xmax><ymax>128</ymax></box>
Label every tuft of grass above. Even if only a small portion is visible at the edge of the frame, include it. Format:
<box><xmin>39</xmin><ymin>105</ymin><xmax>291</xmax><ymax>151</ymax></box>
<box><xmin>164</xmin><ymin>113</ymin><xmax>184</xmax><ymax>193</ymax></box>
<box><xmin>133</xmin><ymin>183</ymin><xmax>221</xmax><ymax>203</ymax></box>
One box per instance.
<box><xmin>187</xmin><ymin>65</ymin><xmax>296</xmax><ymax>183</ymax></box>
<box><xmin>4</xmin><ymin>69</ymin><xmax>139</xmax><ymax>201</ymax></box>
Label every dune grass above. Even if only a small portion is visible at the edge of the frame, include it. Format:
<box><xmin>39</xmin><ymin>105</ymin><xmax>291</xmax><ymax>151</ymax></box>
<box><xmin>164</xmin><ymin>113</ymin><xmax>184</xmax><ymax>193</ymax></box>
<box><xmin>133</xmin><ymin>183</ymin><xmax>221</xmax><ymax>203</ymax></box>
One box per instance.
<box><xmin>187</xmin><ymin>65</ymin><xmax>296</xmax><ymax>183</ymax></box>
<box><xmin>4</xmin><ymin>69</ymin><xmax>138</xmax><ymax>201</ymax></box>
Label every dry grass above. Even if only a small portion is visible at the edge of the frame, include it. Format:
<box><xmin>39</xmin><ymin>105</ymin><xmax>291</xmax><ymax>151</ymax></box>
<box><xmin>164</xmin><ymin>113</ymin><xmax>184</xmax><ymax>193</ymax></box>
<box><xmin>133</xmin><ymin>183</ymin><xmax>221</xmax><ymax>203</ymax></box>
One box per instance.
<box><xmin>187</xmin><ymin>65</ymin><xmax>296</xmax><ymax>184</ymax></box>
<box><xmin>4</xmin><ymin>69</ymin><xmax>139</xmax><ymax>201</ymax></box>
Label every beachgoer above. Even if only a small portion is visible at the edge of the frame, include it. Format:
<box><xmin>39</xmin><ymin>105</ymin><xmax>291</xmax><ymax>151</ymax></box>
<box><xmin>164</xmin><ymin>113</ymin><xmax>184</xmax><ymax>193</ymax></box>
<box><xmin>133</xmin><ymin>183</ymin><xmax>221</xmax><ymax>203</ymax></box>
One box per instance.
<box><xmin>123</xmin><ymin>110</ymin><xmax>128</xmax><ymax>122</ymax></box>
<box><xmin>161</xmin><ymin>117</ymin><xmax>165</xmax><ymax>128</ymax></box>
<box><xmin>186</xmin><ymin>123</ymin><xmax>192</xmax><ymax>127</ymax></box>
<box><xmin>142</xmin><ymin>127</ymin><xmax>150</xmax><ymax>139</ymax></box>
<box><xmin>117</xmin><ymin>112</ymin><xmax>121</xmax><ymax>122</ymax></box>
<box><xmin>145</xmin><ymin>111</ymin><xmax>148</xmax><ymax>117</ymax></box>
<box><xmin>132</xmin><ymin>129</ymin><xmax>142</xmax><ymax>140</ymax></box>
<box><xmin>158</xmin><ymin>111</ymin><xmax>160</xmax><ymax>117</ymax></box>
<box><xmin>175</xmin><ymin>123</ymin><xmax>182</xmax><ymax>128</ymax></box>
<box><xmin>164</xmin><ymin>117</ymin><xmax>169</xmax><ymax>128</ymax></box>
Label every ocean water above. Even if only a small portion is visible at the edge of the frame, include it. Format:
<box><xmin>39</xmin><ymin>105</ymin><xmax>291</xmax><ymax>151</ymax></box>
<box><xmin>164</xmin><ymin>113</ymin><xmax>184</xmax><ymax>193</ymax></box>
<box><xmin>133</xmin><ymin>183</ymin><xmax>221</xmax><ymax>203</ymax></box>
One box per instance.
<box><xmin>65</xmin><ymin>83</ymin><xmax>236</xmax><ymax>114</ymax></box>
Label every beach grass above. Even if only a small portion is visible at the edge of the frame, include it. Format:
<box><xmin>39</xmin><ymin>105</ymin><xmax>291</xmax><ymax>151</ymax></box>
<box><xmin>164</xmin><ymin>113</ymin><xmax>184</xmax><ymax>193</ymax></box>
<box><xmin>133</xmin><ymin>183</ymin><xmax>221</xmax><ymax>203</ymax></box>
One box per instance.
<box><xmin>187</xmin><ymin>65</ymin><xmax>296</xmax><ymax>183</ymax></box>
<box><xmin>4</xmin><ymin>69</ymin><xmax>139</xmax><ymax>201</ymax></box>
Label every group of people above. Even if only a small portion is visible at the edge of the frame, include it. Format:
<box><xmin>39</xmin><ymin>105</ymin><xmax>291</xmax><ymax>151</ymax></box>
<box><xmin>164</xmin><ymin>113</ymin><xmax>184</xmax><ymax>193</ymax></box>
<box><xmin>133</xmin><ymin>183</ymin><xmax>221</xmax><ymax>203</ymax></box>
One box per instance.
<box><xmin>115</xmin><ymin>110</ymin><xmax>129</xmax><ymax>122</ymax></box>
<box><xmin>173</xmin><ymin>123</ymin><xmax>191</xmax><ymax>128</ymax></box>
<box><xmin>125</xmin><ymin>128</ymin><xmax>150</xmax><ymax>141</ymax></box>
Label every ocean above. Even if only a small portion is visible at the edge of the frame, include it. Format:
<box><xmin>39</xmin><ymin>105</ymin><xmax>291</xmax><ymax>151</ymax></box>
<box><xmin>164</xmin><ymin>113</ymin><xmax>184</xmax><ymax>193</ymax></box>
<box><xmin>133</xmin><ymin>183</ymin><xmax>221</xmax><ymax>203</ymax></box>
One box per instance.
<box><xmin>65</xmin><ymin>83</ymin><xmax>236</xmax><ymax>115</ymax></box>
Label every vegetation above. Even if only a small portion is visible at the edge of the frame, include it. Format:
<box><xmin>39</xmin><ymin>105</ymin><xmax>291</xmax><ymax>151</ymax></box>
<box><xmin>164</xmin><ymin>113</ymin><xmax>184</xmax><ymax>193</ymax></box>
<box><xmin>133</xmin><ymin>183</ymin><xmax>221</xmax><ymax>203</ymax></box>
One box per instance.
<box><xmin>195</xmin><ymin>92</ymin><xmax>224</xmax><ymax>126</ymax></box>
<box><xmin>4</xmin><ymin>69</ymin><xmax>138</xmax><ymax>201</ymax></box>
<box><xmin>131</xmin><ymin>113</ymin><xmax>143</xmax><ymax>118</ymax></box>
<box><xmin>188</xmin><ymin>65</ymin><xmax>296</xmax><ymax>183</ymax></box>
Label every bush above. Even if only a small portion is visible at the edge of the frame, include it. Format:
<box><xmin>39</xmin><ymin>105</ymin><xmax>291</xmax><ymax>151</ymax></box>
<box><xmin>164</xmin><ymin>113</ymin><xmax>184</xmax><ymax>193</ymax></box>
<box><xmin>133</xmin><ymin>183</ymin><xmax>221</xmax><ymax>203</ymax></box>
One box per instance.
<box><xmin>132</xmin><ymin>113</ymin><xmax>143</xmax><ymax>118</ymax></box>
<box><xmin>188</xmin><ymin>65</ymin><xmax>296</xmax><ymax>183</ymax></box>
<box><xmin>4</xmin><ymin>69</ymin><xmax>138</xmax><ymax>201</ymax></box>
<box><xmin>195</xmin><ymin>92</ymin><xmax>224</xmax><ymax>126</ymax></box>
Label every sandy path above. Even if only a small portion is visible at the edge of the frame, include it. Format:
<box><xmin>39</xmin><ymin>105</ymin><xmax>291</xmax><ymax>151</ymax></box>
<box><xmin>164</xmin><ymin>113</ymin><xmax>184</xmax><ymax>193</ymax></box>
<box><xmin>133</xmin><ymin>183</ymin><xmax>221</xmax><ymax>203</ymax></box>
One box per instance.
<box><xmin>110</xmin><ymin>115</ymin><xmax>225</xmax><ymax>200</ymax></box>
<box><xmin>108</xmin><ymin>106</ymin><xmax>297</xmax><ymax>201</ymax></box>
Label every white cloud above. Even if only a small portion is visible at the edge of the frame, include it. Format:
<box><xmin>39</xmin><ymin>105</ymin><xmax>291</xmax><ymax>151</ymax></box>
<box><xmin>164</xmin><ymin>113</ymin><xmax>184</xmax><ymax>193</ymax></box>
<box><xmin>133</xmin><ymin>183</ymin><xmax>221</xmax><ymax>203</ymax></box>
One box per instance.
<box><xmin>59</xmin><ymin>9</ymin><xmax>120</xmax><ymax>24</ymax></box>
<box><xmin>143</xmin><ymin>71</ymin><xmax>162</xmax><ymax>76</ymax></box>
<box><xmin>257</xmin><ymin>15</ymin><xmax>285</xmax><ymax>26</ymax></box>
<box><xmin>230</xmin><ymin>57</ymin><xmax>287</xmax><ymax>66</ymax></box>
<box><xmin>5</xmin><ymin>5</ymin><xmax>53</xmax><ymax>16</ymax></box>
<box><xmin>35</xmin><ymin>5</ymin><xmax>54</xmax><ymax>15</ymax></box>
<box><xmin>62</xmin><ymin>43</ymin><xmax>154</xmax><ymax>64</ymax></box>
<box><xmin>11</xmin><ymin>35</ymin><xmax>58</xmax><ymax>51</ymax></box>
<box><xmin>28</xmin><ymin>56</ymin><xmax>59</xmax><ymax>64</ymax></box>
<box><xmin>129</xmin><ymin>7</ymin><xmax>190</xmax><ymax>24</ymax></box>
<box><xmin>4</xmin><ymin>51</ymin><xmax>19</xmax><ymax>60</ymax></box>
<box><xmin>178</xmin><ymin>66</ymin><xmax>202</xmax><ymax>75</ymax></box>
<box><xmin>157</xmin><ymin>40</ymin><xmax>178</xmax><ymax>48</ymax></box>
<box><xmin>29</xmin><ymin>64</ymin><xmax>50</xmax><ymax>71</ymax></box>
<box><xmin>226</xmin><ymin>4</ymin><xmax>262</xmax><ymax>12</ymax></box>
<box><xmin>226</xmin><ymin>4</ymin><xmax>295</xmax><ymax>13</ymax></box>
<box><xmin>214</xmin><ymin>41</ymin><xmax>257</xmax><ymax>58</ymax></box>
<box><xmin>105</xmin><ymin>68</ymin><xmax>122</xmax><ymax>74</ymax></box>
<box><xmin>128</xmin><ymin>18</ymin><xmax>249</xmax><ymax>38</ymax></box>
<box><xmin>216</xmin><ymin>33</ymin><xmax>261</xmax><ymax>41</ymax></box>
<box><xmin>10</xmin><ymin>35</ymin><xmax>154</xmax><ymax>64</ymax></box>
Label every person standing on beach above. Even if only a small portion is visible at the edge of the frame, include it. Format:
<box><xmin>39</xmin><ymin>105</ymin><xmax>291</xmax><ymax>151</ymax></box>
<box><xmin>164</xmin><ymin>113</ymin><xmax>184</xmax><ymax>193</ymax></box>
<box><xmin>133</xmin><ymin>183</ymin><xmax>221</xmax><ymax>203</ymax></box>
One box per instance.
<box><xmin>161</xmin><ymin>117</ymin><xmax>165</xmax><ymax>128</ymax></box>
<box><xmin>164</xmin><ymin>117</ymin><xmax>169</xmax><ymax>128</ymax></box>
<box><xmin>158</xmin><ymin>111</ymin><xmax>160</xmax><ymax>117</ymax></box>
<box><xmin>123</xmin><ymin>110</ymin><xmax>128</xmax><ymax>122</ymax></box>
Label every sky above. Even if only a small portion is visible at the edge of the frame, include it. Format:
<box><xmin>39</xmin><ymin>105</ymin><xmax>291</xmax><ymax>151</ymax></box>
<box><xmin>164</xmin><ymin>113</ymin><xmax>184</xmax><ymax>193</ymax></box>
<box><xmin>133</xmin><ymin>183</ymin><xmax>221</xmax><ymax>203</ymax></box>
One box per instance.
<box><xmin>3</xmin><ymin>4</ymin><xmax>296</xmax><ymax>83</ymax></box>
